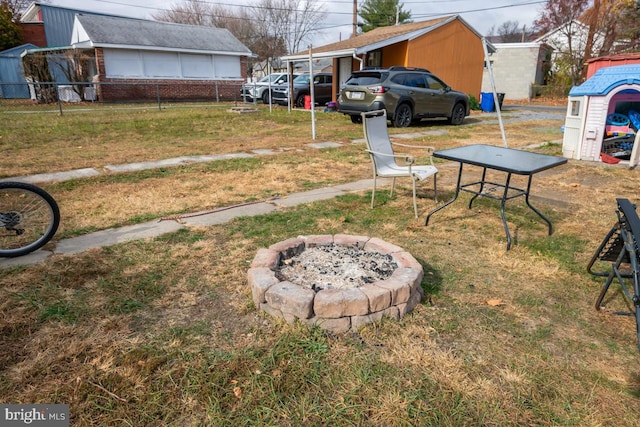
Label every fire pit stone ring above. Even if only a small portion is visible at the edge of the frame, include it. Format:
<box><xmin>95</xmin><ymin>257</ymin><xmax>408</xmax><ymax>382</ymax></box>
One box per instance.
<box><xmin>248</xmin><ymin>234</ymin><xmax>424</xmax><ymax>333</ymax></box>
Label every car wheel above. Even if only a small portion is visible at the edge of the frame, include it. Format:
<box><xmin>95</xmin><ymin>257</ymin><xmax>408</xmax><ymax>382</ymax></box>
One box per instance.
<box><xmin>448</xmin><ymin>103</ymin><xmax>466</xmax><ymax>125</ymax></box>
<box><xmin>261</xmin><ymin>91</ymin><xmax>270</xmax><ymax>104</ymax></box>
<box><xmin>295</xmin><ymin>94</ymin><xmax>306</xmax><ymax>108</ymax></box>
<box><xmin>393</xmin><ymin>104</ymin><xmax>412</xmax><ymax>127</ymax></box>
<box><xmin>350</xmin><ymin>115</ymin><xmax>362</xmax><ymax>124</ymax></box>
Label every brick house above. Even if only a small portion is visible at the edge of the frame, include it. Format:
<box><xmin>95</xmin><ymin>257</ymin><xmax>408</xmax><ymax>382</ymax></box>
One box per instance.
<box><xmin>13</xmin><ymin>2</ymin><xmax>253</xmax><ymax>102</ymax></box>
<box><xmin>68</xmin><ymin>14</ymin><xmax>253</xmax><ymax>101</ymax></box>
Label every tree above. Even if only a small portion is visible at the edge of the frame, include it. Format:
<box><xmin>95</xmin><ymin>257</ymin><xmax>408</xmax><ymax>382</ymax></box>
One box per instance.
<box><xmin>21</xmin><ymin>51</ymin><xmax>56</xmax><ymax>103</ymax></box>
<box><xmin>152</xmin><ymin>0</ymin><xmax>215</xmax><ymax>25</ymax></box>
<box><xmin>50</xmin><ymin>50</ymin><xmax>95</xmax><ymax>100</ymax></box>
<box><xmin>615</xmin><ymin>0</ymin><xmax>640</xmax><ymax>52</ymax></box>
<box><xmin>2</xmin><ymin>0</ymin><xmax>33</xmax><ymax>19</ymax></box>
<box><xmin>154</xmin><ymin>0</ymin><xmax>325</xmax><ymax>60</ymax></box>
<box><xmin>359</xmin><ymin>0</ymin><xmax>411</xmax><ymax>33</ymax></box>
<box><xmin>582</xmin><ymin>0</ymin><xmax>640</xmax><ymax>55</ymax></box>
<box><xmin>487</xmin><ymin>20</ymin><xmax>535</xmax><ymax>42</ymax></box>
<box><xmin>533</xmin><ymin>0</ymin><xmax>591</xmax><ymax>86</ymax></box>
<box><xmin>0</xmin><ymin>1</ymin><xmax>24</xmax><ymax>50</ymax></box>
<box><xmin>253</xmin><ymin>0</ymin><xmax>326</xmax><ymax>54</ymax></box>
<box><xmin>535</xmin><ymin>0</ymin><xmax>640</xmax><ymax>85</ymax></box>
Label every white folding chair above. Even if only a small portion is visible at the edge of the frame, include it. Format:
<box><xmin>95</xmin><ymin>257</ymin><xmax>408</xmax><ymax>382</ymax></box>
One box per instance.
<box><xmin>362</xmin><ymin>110</ymin><xmax>438</xmax><ymax>218</ymax></box>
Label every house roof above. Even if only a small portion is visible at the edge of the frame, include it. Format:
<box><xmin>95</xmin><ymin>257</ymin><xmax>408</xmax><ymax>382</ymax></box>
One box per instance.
<box><xmin>282</xmin><ymin>15</ymin><xmax>490</xmax><ymax>61</ymax></box>
<box><xmin>569</xmin><ymin>64</ymin><xmax>640</xmax><ymax>96</ymax></box>
<box><xmin>21</xmin><ymin>2</ymin><xmax>129</xmax><ymax>22</ymax></box>
<box><xmin>586</xmin><ymin>52</ymin><xmax>640</xmax><ymax>64</ymax></box>
<box><xmin>71</xmin><ymin>14</ymin><xmax>252</xmax><ymax>56</ymax></box>
<box><xmin>534</xmin><ymin>20</ymin><xmax>589</xmax><ymax>43</ymax></box>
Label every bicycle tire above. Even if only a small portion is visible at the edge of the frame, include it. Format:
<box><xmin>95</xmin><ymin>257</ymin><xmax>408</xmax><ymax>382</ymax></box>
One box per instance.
<box><xmin>0</xmin><ymin>181</ymin><xmax>60</xmax><ymax>257</ymax></box>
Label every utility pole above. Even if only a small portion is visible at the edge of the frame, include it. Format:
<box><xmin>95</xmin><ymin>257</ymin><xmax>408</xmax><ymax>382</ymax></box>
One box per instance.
<box><xmin>352</xmin><ymin>0</ymin><xmax>357</xmax><ymax>37</ymax></box>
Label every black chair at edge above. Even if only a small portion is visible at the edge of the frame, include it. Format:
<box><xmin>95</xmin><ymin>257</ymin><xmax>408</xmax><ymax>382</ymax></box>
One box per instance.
<box><xmin>587</xmin><ymin>198</ymin><xmax>640</xmax><ymax>351</ymax></box>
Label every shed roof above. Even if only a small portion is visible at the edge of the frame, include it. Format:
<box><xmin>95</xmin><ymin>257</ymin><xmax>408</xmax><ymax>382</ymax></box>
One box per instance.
<box><xmin>569</xmin><ymin>64</ymin><xmax>640</xmax><ymax>96</ymax></box>
<box><xmin>72</xmin><ymin>14</ymin><xmax>252</xmax><ymax>55</ymax></box>
<box><xmin>0</xmin><ymin>43</ymin><xmax>39</xmax><ymax>57</ymax></box>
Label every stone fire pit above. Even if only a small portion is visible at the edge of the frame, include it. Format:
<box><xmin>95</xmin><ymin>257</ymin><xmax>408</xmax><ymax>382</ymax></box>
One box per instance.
<box><xmin>247</xmin><ymin>234</ymin><xmax>424</xmax><ymax>333</ymax></box>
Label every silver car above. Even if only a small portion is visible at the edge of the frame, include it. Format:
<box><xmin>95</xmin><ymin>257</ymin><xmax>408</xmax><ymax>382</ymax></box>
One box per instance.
<box><xmin>241</xmin><ymin>73</ymin><xmax>291</xmax><ymax>104</ymax></box>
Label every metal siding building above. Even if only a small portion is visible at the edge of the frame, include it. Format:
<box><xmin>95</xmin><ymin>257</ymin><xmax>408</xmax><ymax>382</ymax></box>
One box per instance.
<box><xmin>0</xmin><ymin>44</ymin><xmax>38</xmax><ymax>98</ymax></box>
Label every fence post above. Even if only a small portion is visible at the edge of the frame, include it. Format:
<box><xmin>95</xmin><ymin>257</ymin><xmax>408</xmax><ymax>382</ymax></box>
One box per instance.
<box><xmin>215</xmin><ymin>81</ymin><xmax>219</xmax><ymax>102</ymax></box>
<box><xmin>56</xmin><ymin>83</ymin><xmax>63</xmax><ymax>115</ymax></box>
<box><xmin>156</xmin><ymin>83</ymin><xmax>161</xmax><ymax>110</ymax></box>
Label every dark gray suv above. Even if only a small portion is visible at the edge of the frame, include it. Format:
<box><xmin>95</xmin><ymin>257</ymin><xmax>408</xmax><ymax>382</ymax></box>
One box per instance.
<box><xmin>337</xmin><ymin>67</ymin><xmax>470</xmax><ymax>127</ymax></box>
<box><xmin>272</xmin><ymin>73</ymin><xmax>333</xmax><ymax>108</ymax></box>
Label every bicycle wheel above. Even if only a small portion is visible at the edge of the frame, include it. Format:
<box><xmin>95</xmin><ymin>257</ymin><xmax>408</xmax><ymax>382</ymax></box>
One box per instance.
<box><xmin>0</xmin><ymin>181</ymin><xmax>60</xmax><ymax>257</ymax></box>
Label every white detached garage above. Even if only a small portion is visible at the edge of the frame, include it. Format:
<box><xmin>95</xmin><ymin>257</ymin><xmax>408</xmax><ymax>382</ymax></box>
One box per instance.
<box><xmin>562</xmin><ymin>64</ymin><xmax>640</xmax><ymax>166</ymax></box>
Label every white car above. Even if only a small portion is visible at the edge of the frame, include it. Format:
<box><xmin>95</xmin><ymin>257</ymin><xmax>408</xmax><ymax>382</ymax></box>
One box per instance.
<box><xmin>241</xmin><ymin>73</ymin><xmax>294</xmax><ymax>104</ymax></box>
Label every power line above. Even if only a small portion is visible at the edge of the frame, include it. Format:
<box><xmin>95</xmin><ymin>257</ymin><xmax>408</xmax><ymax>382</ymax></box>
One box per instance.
<box><xmin>72</xmin><ymin>0</ymin><xmax>548</xmax><ymax>20</ymax></box>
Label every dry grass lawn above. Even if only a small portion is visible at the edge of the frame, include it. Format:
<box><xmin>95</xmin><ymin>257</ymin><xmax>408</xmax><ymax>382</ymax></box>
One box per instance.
<box><xmin>1</xmin><ymin>102</ymin><xmax>639</xmax><ymax>426</ymax></box>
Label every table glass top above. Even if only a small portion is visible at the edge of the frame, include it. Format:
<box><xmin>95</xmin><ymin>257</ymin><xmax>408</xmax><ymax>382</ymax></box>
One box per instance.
<box><xmin>433</xmin><ymin>144</ymin><xmax>567</xmax><ymax>174</ymax></box>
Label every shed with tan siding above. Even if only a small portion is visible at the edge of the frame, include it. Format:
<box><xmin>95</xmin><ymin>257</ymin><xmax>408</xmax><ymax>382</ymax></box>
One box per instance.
<box><xmin>282</xmin><ymin>15</ymin><xmax>490</xmax><ymax>103</ymax></box>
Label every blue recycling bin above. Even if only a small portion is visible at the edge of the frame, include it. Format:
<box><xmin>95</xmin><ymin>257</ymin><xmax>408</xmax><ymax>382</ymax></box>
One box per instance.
<box><xmin>480</xmin><ymin>92</ymin><xmax>495</xmax><ymax>112</ymax></box>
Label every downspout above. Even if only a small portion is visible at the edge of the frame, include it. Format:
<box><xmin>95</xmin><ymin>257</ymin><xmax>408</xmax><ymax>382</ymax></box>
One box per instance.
<box><xmin>353</xmin><ymin>52</ymin><xmax>364</xmax><ymax>70</ymax></box>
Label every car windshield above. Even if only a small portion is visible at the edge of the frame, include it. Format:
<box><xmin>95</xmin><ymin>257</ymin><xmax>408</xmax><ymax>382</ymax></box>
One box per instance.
<box><xmin>345</xmin><ymin>72</ymin><xmax>385</xmax><ymax>86</ymax></box>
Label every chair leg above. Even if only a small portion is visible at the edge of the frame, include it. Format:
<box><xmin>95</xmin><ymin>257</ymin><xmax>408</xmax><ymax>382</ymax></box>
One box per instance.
<box><xmin>412</xmin><ymin>176</ymin><xmax>418</xmax><ymax>218</ymax></box>
<box><xmin>433</xmin><ymin>173</ymin><xmax>438</xmax><ymax>202</ymax></box>
<box><xmin>371</xmin><ymin>175</ymin><xmax>377</xmax><ymax>209</ymax></box>
<box><xmin>390</xmin><ymin>178</ymin><xmax>396</xmax><ymax>198</ymax></box>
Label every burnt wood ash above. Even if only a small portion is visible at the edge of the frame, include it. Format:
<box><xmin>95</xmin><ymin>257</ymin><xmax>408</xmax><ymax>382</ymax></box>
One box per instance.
<box><xmin>276</xmin><ymin>244</ymin><xmax>398</xmax><ymax>291</ymax></box>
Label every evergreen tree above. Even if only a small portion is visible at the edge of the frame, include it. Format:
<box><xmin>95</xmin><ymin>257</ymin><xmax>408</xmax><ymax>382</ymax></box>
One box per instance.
<box><xmin>359</xmin><ymin>0</ymin><xmax>411</xmax><ymax>33</ymax></box>
<box><xmin>0</xmin><ymin>1</ymin><xmax>23</xmax><ymax>51</ymax></box>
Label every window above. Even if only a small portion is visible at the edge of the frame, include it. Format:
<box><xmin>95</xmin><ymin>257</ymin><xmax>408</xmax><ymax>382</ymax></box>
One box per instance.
<box><xmin>143</xmin><ymin>52</ymin><xmax>180</xmax><ymax>77</ymax></box>
<box><xmin>104</xmin><ymin>50</ymin><xmax>143</xmax><ymax>77</ymax></box>
<box><xmin>181</xmin><ymin>54</ymin><xmax>213</xmax><ymax>78</ymax></box>
<box><xmin>426</xmin><ymin>75</ymin><xmax>446</xmax><ymax>90</ymax></box>
<box><xmin>213</xmin><ymin>55</ymin><xmax>241</xmax><ymax>79</ymax></box>
<box><xmin>103</xmin><ymin>48</ymin><xmax>241</xmax><ymax>80</ymax></box>
<box><xmin>570</xmin><ymin>100</ymin><xmax>580</xmax><ymax>116</ymax></box>
<box><xmin>367</xmin><ymin>50</ymin><xmax>382</xmax><ymax>68</ymax></box>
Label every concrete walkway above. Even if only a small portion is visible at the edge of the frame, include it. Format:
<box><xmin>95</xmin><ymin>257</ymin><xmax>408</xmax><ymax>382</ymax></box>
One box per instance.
<box><xmin>0</xmin><ymin>138</ymin><xmax>387</xmax><ymax>268</ymax></box>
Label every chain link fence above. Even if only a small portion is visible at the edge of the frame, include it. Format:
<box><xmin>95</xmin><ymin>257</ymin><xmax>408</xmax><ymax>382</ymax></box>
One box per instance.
<box><xmin>0</xmin><ymin>80</ymin><xmax>256</xmax><ymax>111</ymax></box>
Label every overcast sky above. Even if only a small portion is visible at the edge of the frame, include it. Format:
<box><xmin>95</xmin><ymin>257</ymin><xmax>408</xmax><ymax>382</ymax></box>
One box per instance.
<box><xmin>46</xmin><ymin>0</ymin><xmax>549</xmax><ymax>45</ymax></box>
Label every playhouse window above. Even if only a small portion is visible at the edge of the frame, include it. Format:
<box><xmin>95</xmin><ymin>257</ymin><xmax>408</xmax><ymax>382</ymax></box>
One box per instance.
<box><xmin>570</xmin><ymin>100</ymin><xmax>580</xmax><ymax>116</ymax></box>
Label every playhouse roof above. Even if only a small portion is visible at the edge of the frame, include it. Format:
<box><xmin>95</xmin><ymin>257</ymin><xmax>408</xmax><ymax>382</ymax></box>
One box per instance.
<box><xmin>569</xmin><ymin>64</ymin><xmax>640</xmax><ymax>96</ymax></box>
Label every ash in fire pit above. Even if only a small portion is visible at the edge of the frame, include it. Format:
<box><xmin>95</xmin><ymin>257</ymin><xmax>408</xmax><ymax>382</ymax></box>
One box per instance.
<box><xmin>277</xmin><ymin>244</ymin><xmax>397</xmax><ymax>291</ymax></box>
<box><xmin>248</xmin><ymin>234</ymin><xmax>424</xmax><ymax>334</ymax></box>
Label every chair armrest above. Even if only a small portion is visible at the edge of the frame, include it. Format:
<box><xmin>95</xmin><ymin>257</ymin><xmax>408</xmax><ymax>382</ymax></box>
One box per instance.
<box><xmin>366</xmin><ymin>149</ymin><xmax>415</xmax><ymax>164</ymax></box>
<box><xmin>391</xmin><ymin>142</ymin><xmax>436</xmax><ymax>153</ymax></box>
<box><xmin>389</xmin><ymin>142</ymin><xmax>435</xmax><ymax>165</ymax></box>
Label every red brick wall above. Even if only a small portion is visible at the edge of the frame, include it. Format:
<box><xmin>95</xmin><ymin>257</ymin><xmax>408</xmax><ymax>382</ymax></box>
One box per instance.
<box><xmin>93</xmin><ymin>48</ymin><xmax>248</xmax><ymax>102</ymax></box>
<box><xmin>20</xmin><ymin>23</ymin><xmax>46</xmax><ymax>47</ymax></box>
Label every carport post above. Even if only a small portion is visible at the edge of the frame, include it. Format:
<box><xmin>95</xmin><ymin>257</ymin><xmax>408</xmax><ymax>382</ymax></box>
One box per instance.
<box><xmin>482</xmin><ymin>38</ymin><xmax>507</xmax><ymax>147</ymax></box>
<box><xmin>309</xmin><ymin>46</ymin><xmax>316</xmax><ymax>140</ymax></box>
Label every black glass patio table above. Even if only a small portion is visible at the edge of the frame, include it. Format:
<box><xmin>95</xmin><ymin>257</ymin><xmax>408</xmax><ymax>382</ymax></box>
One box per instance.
<box><xmin>425</xmin><ymin>144</ymin><xmax>568</xmax><ymax>250</ymax></box>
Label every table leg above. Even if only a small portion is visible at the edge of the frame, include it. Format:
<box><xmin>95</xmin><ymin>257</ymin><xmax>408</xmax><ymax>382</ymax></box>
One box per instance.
<box><xmin>524</xmin><ymin>176</ymin><xmax>553</xmax><ymax>235</ymax></box>
<box><xmin>468</xmin><ymin>167</ymin><xmax>487</xmax><ymax>208</ymax></box>
<box><xmin>501</xmin><ymin>173</ymin><xmax>513</xmax><ymax>250</ymax></box>
<box><xmin>425</xmin><ymin>163</ymin><xmax>463</xmax><ymax>226</ymax></box>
